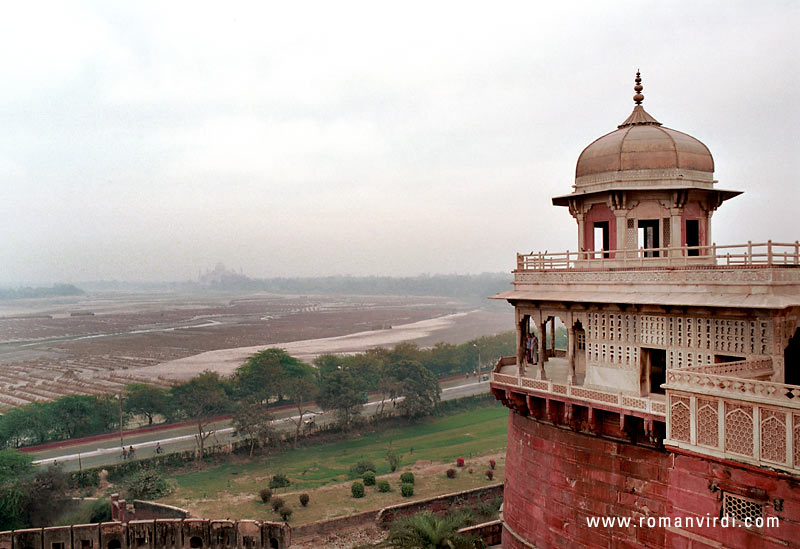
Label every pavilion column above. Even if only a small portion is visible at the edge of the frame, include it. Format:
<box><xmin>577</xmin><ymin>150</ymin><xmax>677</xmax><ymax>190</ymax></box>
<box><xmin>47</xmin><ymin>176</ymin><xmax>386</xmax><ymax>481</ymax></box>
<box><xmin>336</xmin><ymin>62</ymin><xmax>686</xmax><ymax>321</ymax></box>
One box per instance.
<box><xmin>516</xmin><ymin>312</ymin><xmax>526</xmax><ymax>376</ymax></box>
<box><xmin>615</xmin><ymin>211</ymin><xmax>627</xmax><ymax>259</ymax></box>
<box><xmin>567</xmin><ymin>324</ymin><xmax>576</xmax><ymax>384</ymax></box>
<box><xmin>537</xmin><ymin>321</ymin><xmax>547</xmax><ymax>380</ymax></box>
<box><xmin>576</xmin><ymin>214</ymin><xmax>586</xmax><ymax>259</ymax></box>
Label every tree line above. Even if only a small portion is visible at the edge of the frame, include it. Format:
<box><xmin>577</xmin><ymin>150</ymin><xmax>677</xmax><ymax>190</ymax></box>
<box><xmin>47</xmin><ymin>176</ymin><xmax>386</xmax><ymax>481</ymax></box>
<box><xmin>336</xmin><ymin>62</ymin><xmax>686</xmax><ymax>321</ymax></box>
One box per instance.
<box><xmin>0</xmin><ymin>332</ymin><xmax>514</xmax><ymax>451</ymax></box>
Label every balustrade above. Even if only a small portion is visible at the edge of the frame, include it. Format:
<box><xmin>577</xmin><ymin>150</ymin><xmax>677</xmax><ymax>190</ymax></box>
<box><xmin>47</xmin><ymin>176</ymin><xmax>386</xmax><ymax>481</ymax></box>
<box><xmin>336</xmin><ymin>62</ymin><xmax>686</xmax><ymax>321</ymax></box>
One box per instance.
<box><xmin>516</xmin><ymin>241</ymin><xmax>800</xmax><ymax>271</ymax></box>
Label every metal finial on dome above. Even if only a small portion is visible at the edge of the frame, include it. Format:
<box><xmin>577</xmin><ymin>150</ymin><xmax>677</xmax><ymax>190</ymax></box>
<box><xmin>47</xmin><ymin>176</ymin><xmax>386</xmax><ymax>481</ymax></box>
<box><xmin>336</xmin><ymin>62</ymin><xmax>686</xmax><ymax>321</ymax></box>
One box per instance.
<box><xmin>633</xmin><ymin>70</ymin><xmax>644</xmax><ymax>105</ymax></box>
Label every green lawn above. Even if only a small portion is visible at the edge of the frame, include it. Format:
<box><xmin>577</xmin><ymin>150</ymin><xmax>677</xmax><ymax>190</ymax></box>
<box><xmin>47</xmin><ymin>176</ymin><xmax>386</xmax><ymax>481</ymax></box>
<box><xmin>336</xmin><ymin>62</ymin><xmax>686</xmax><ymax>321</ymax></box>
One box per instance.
<box><xmin>159</xmin><ymin>404</ymin><xmax>509</xmax><ymax>522</ymax></box>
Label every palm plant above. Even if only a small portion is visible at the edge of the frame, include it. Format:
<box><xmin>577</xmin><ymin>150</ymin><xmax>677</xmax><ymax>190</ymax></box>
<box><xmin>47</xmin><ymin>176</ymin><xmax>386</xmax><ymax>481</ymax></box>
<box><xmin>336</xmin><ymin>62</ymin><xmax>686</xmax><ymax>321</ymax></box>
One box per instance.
<box><xmin>386</xmin><ymin>511</ymin><xmax>475</xmax><ymax>548</ymax></box>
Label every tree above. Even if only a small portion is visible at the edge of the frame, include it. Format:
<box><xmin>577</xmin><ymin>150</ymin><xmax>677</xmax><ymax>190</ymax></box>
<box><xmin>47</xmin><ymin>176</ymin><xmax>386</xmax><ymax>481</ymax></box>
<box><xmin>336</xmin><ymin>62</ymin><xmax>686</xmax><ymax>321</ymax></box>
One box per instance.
<box><xmin>234</xmin><ymin>348</ymin><xmax>284</xmax><ymax>404</ymax></box>
<box><xmin>386</xmin><ymin>511</ymin><xmax>474</xmax><ymax>549</ymax></box>
<box><xmin>21</xmin><ymin>467</ymin><xmax>70</xmax><ymax>527</ymax></box>
<box><xmin>48</xmin><ymin>395</ymin><xmax>116</xmax><ymax>440</ymax></box>
<box><xmin>283</xmin><ymin>370</ymin><xmax>318</xmax><ymax>447</ymax></box>
<box><xmin>369</xmin><ymin>353</ymin><xmax>403</xmax><ymax>418</ymax></box>
<box><xmin>391</xmin><ymin>360</ymin><xmax>441</xmax><ymax>419</ymax></box>
<box><xmin>0</xmin><ymin>450</ymin><xmax>33</xmax><ymax>484</ymax></box>
<box><xmin>0</xmin><ymin>450</ymin><xmax>33</xmax><ymax>529</ymax></box>
<box><xmin>315</xmin><ymin>363</ymin><xmax>365</xmax><ymax>429</ymax></box>
<box><xmin>233</xmin><ymin>400</ymin><xmax>277</xmax><ymax>457</ymax></box>
<box><xmin>236</xmin><ymin>348</ymin><xmax>317</xmax><ymax>447</ymax></box>
<box><xmin>172</xmin><ymin>371</ymin><xmax>232</xmax><ymax>458</ymax></box>
<box><xmin>124</xmin><ymin>383</ymin><xmax>170</xmax><ymax>425</ymax></box>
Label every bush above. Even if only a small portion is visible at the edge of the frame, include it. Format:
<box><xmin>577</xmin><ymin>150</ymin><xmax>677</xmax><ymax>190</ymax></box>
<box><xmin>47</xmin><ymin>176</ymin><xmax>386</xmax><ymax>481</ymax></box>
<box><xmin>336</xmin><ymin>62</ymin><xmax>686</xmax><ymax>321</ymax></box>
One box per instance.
<box><xmin>399</xmin><ymin>472</ymin><xmax>414</xmax><ymax>485</ymax></box>
<box><xmin>456</xmin><ymin>458</ymin><xmax>465</xmax><ymax>467</ymax></box>
<box><xmin>489</xmin><ymin>459</ymin><xmax>496</xmax><ymax>470</ymax></box>
<box><xmin>88</xmin><ymin>497</ymin><xmax>112</xmax><ymax>523</ymax></box>
<box><xmin>259</xmin><ymin>488</ymin><xmax>272</xmax><ymax>503</ymax></box>
<box><xmin>278</xmin><ymin>506</ymin><xmax>293</xmax><ymax>521</ymax></box>
<box><xmin>362</xmin><ymin>471</ymin><xmax>376</xmax><ymax>486</ymax></box>
<box><xmin>351</xmin><ymin>481</ymin><xmax>365</xmax><ymax>498</ymax></box>
<box><xmin>70</xmin><ymin>469</ymin><xmax>100</xmax><ymax>489</ymax></box>
<box><xmin>299</xmin><ymin>493</ymin><xmax>309</xmax><ymax>507</ymax></box>
<box><xmin>124</xmin><ymin>469</ymin><xmax>171</xmax><ymax>500</ymax></box>
<box><xmin>400</xmin><ymin>482</ymin><xmax>414</xmax><ymax>497</ymax></box>
<box><xmin>446</xmin><ymin>468</ymin><xmax>456</xmax><ymax>479</ymax></box>
<box><xmin>349</xmin><ymin>460</ymin><xmax>376</xmax><ymax>476</ymax></box>
<box><xmin>377</xmin><ymin>479</ymin><xmax>391</xmax><ymax>493</ymax></box>
<box><xmin>486</xmin><ymin>470</ymin><xmax>494</xmax><ymax>480</ymax></box>
<box><xmin>269</xmin><ymin>473</ymin><xmax>290</xmax><ymax>489</ymax></box>
<box><xmin>386</xmin><ymin>450</ymin><xmax>401</xmax><ymax>472</ymax></box>
<box><xmin>271</xmin><ymin>497</ymin><xmax>285</xmax><ymax>512</ymax></box>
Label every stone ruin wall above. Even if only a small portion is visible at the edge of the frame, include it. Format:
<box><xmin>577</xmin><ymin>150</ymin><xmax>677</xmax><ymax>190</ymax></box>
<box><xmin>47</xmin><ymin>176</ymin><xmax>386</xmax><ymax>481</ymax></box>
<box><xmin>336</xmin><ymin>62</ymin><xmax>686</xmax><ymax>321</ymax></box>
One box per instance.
<box><xmin>0</xmin><ymin>518</ymin><xmax>290</xmax><ymax>549</ymax></box>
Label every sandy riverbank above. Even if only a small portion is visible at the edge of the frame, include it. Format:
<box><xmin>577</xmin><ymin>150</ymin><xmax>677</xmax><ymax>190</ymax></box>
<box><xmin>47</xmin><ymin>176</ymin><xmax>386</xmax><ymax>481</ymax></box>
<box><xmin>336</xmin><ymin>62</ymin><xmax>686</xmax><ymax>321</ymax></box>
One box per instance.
<box><xmin>134</xmin><ymin>309</ymin><xmax>510</xmax><ymax>380</ymax></box>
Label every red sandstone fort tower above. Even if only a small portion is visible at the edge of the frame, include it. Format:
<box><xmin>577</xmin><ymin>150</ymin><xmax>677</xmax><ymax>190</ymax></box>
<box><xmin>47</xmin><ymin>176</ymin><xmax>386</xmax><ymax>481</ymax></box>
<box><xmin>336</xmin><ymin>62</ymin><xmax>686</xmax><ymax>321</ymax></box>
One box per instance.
<box><xmin>490</xmin><ymin>73</ymin><xmax>800</xmax><ymax>548</ymax></box>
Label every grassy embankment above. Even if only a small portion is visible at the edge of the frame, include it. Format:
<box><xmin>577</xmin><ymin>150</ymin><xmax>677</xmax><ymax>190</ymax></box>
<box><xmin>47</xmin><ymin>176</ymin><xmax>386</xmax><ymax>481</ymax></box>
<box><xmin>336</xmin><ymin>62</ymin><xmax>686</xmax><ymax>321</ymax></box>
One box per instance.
<box><xmin>158</xmin><ymin>403</ymin><xmax>509</xmax><ymax>523</ymax></box>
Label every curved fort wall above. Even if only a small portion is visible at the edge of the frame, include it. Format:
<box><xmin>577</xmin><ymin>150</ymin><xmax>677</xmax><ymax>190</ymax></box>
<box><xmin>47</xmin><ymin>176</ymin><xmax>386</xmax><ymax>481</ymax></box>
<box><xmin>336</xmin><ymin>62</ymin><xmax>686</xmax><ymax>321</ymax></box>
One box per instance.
<box><xmin>502</xmin><ymin>412</ymin><xmax>800</xmax><ymax>548</ymax></box>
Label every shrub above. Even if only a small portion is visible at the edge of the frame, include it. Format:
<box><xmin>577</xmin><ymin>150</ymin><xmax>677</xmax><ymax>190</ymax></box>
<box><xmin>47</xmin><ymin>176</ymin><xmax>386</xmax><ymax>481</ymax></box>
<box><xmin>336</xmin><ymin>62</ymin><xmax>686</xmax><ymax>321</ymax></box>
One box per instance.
<box><xmin>259</xmin><ymin>488</ymin><xmax>272</xmax><ymax>503</ymax></box>
<box><xmin>485</xmin><ymin>470</ymin><xmax>494</xmax><ymax>480</ymax></box>
<box><xmin>456</xmin><ymin>458</ymin><xmax>465</xmax><ymax>467</ymax></box>
<box><xmin>489</xmin><ymin>459</ymin><xmax>497</xmax><ymax>470</ymax></box>
<box><xmin>278</xmin><ymin>506</ymin><xmax>293</xmax><ymax>521</ymax></box>
<box><xmin>271</xmin><ymin>497</ymin><xmax>285</xmax><ymax>512</ymax></box>
<box><xmin>349</xmin><ymin>460</ymin><xmax>376</xmax><ymax>476</ymax></box>
<box><xmin>362</xmin><ymin>471</ymin><xmax>376</xmax><ymax>486</ymax></box>
<box><xmin>88</xmin><ymin>497</ymin><xmax>112</xmax><ymax>523</ymax></box>
<box><xmin>269</xmin><ymin>473</ymin><xmax>290</xmax><ymax>489</ymax></box>
<box><xmin>400</xmin><ymin>482</ymin><xmax>414</xmax><ymax>497</ymax></box>
<box><xmin>386</xmin><ymin>450</ymin><xmax>401</xmax><ymax>472</ymax></box>
<box><xmin>124</xmin><ymin>469</ymin><xmax>171</xmax><ymax>500</ymax></box>
<box><xmin>377</xmin><ymin>479</ymin><xmax>391</xmax><ymax>493</ymax></box>
<box><xmin>446</xmin><ymin>468</ymin><xmax>456</xmax><ymax>479</ymax></box>
<box><xmin>70</xmin><ymin>469</ymin><xmax>100</xmax><ymax>489</ymax></box>
<box><xmin>399</xmin><ymin>472</ymin><xmax>415</xmax><ymax>485</ymax></box>
<box><xmin>351</xmin><ymin>481</ymin><xmax>365</xmax><ymax>498</ymax></box>
<box><xmin>299</xmin><ymin>493</ymin><xmax>309</xmax><ymax>507</ymax></box>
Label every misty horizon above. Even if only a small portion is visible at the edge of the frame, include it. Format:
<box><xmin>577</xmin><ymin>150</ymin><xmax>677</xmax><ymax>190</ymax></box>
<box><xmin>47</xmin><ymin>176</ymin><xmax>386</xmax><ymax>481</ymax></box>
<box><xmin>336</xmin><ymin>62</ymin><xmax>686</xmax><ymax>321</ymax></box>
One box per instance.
<box><xmin>2</xmin><ymin>2</ymin><xmax>798</xmax><ymax>286</ymax></box>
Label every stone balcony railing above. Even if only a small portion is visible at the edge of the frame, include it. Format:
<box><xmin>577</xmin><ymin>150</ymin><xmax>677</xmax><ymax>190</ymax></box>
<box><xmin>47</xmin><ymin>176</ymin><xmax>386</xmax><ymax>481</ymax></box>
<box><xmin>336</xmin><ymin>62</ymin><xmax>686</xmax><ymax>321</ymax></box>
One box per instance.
<box><xmin>516</xmin><ymin>241</ymin><xmax>800</xmax><ymax>271</ymax></box>
<box><xmin>663</xmin><ymin>358</ymin><xmax>800</xmax><ymax>476</ymax></box>
<box><xmin>490</xmin><ymin>356</ymin><xmax>667</xmax><ymax>418</ymax></box>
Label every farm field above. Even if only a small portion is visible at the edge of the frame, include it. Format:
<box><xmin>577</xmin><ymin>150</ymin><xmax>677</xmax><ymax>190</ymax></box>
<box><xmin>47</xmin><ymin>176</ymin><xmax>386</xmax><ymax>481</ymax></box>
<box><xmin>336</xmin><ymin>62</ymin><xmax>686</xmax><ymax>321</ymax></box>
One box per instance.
<box><xmin>157</xmin><ymin>403</ymin><xmax>509</xmax><ymax>524</ymax></box>
<box><xmin>0</xmin><ymin>292</ymin><xmax>510</xmax><ymax>410</ymax></box>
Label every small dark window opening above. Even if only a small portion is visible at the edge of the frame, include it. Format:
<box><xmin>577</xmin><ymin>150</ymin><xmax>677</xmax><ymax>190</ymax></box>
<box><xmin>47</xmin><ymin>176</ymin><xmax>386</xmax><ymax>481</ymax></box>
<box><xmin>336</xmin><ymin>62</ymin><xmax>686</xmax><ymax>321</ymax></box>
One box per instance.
<box><xmin>641</xmin><ymin>347</ymin><xmax>667</xmax><ymax>394</ymax></box>
<box><xmin>107</xmin><ymin>541</ymin><xmax>121</xmax><ymax>549</ymax></box>
<box><xmin>190</xmin><ymin>536</ymin><xmax>204</xmax><ymax>548</ymax></box>
<box><xmin>686</xmin><ymin>219</ymin><xmax>700</xmax><ymax>256</ymax></box>
<box><xmin>714</xmin><ymin>354</ymin><xmax>745</xmax><ymax>364</ymax></box>
<box><xmin>594</xmin><ymin>221</ymin><xmax>610</xmax><ymax>258</ymax></box>
<box><xmin>638</xmin><ymin>220</ymin><xmax>660</xmax><ymax>257</ymax></box>
<box><xmin>81</xmin><ymin>541</ymin><xmax>93</xmax><ymax>549</ymax></box>
<box><xmin>52</xmin><ymin>543</ymin><xmax>66</xmax><ymax>549</ymax></box>
<box><xmin>270</xmin><ymin>539</ymin><xmax>280</xmax><ymax>549</ymax></box>
<box><xmin>785</xmin><ymin>328</ymin><xmax>800</xmax><ymax>386</ymax></box>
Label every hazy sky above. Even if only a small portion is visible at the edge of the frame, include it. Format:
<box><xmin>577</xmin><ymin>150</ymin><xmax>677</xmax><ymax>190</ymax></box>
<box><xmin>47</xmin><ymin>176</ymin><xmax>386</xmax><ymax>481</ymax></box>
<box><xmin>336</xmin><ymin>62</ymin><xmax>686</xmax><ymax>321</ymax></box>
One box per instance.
<box><xmin>1</xmin><ymin>1</ymin><xmax>798</xmax><ymax>284</ymax></box>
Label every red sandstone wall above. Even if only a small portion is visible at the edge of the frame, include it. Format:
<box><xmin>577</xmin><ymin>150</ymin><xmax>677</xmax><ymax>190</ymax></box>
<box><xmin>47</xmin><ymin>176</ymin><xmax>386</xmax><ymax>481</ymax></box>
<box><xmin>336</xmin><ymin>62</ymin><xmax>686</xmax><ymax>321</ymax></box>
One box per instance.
<box><xmin>503</xmin><ymin>412</ymin><xmax>671</xmax><ymax>548</ymax></box>
<box><xmin>666</xmin><ymin>451</ymin><xmax>800</xmax><ymax>549</ymax></box>
<box><xmin>504</xmin><ymin>412</ymin><xmax>800</xmax><ymax>549</ymax></box>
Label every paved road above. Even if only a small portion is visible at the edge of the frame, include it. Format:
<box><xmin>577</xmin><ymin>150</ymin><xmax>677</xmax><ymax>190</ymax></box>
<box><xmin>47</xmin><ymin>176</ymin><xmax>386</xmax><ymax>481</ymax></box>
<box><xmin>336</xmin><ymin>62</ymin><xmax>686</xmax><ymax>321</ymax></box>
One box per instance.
<box><xmin>31</xmin><ymin>377</ymin><xmax>490</xmax><ymax>472</ymax></box>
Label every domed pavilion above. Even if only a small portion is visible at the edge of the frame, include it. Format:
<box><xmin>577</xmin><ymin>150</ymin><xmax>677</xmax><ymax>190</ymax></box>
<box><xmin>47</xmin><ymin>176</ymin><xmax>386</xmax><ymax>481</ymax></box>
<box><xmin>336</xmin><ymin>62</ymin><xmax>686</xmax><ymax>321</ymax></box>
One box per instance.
<box><xmin>490</xmin><ymin>73</ymin><xmax>800</xmax><ymax>548</ymax></box>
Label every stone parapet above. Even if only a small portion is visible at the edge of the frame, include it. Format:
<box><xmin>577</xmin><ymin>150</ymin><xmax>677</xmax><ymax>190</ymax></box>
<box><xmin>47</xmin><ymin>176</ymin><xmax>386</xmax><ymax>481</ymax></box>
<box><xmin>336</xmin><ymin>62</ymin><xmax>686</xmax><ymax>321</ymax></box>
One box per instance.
<box><xmin>0</xmin><ymin>519</ymin><xmax>290</xmax><ymax>549</ymax></box>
